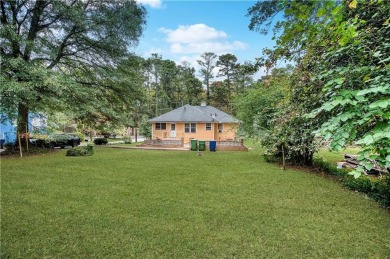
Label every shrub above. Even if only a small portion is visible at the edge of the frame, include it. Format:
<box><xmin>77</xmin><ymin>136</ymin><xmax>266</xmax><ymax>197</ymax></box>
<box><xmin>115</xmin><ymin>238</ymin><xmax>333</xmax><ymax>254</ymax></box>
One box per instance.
<box><xmin>94</xmin><ymin>138</ymin><xmax>108</xmax><ymax>145</ymax></box>
<box><xmin>66</xmin><ymin>145</ymin><xmax>94</xmax><ymax>156</ymax></box>
<box><xmin>261</xmin><ymin>116</ymin><xmax>320</xmax><ymax>166</ymax></box>
<box><xmin>313</xmin><ymin>157</ymin><xmax>390</xmax><ymax>208</ymax></box>
<box><xmin>313</xmin><ymin>157</ymin><xmax>345</xmax><ymax>177</ymax></box>
<box><xmin>29</xmin><ymin>134</ymin><xmax>51</xmax><ymax>148</ymax></box>
<box><xmin>139</xmin><ymin>116</ymin><xmax>152</xmax><ymax>139</ymax></box>
<box><xmin>4</xmin><ymin>142</ymin><xmax>16</xmax><ymax>150</ymax></box>
<box><xmin>123</xmin><ymin>136</ymin><xmax>132</xmax><ymax>144</ymax></box>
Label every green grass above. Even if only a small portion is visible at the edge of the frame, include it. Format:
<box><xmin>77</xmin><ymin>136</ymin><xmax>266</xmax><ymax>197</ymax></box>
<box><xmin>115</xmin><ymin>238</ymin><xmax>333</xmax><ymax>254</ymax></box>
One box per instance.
<box><xmin>1</xmin><ymin>147</ymin><xmax>389</xmax><ymax>258</ymax></box>
<box><xmin>316</xmin><ymin>147</ymin><xmax>361</xmax><ymax>164</ymax></box>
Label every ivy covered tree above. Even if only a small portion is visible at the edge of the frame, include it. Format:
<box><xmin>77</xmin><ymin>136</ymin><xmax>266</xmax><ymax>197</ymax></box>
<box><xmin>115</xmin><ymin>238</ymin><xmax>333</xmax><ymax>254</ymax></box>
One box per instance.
<box><xmin>247</xmin><ymin>0</ymin><xmax>389</xmax><ymax>174</ymax></box>
<box><xmin>307</xmin><ymin>1</ymin><xmax>390</xmax><ymax>177</ymax></box>
<box><xmin>0</xmin><ymin>0</ymin><xmax>147</xmax><ymax>138</ymax></box>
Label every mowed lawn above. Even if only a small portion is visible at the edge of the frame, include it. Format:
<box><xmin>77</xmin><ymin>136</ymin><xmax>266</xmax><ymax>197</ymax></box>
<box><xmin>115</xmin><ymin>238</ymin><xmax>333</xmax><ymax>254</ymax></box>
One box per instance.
<box><xmin>1</xmin><ymin>147</ymin><xmax>390</xmax><ymax>258</ymax></box>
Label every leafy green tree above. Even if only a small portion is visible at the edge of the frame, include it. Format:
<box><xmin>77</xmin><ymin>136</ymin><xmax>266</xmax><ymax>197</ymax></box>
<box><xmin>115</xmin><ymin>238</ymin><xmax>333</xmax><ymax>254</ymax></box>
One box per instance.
<box><xmin>234</xmin><ymin>67</ymin><xmax>290</xmax><ymax>138</ymax></box>
<box><xmin>216</xmin><ymin>53</ymin><xmax>238</xmax><ymax>101</ymax></box>
<box><xmin>0</xmin><ymin>0</ymin><xmax>146</xmax><ymax>137</ymax></box>
<box><xmin>248</xmin><ymin>0</ymin><xmax>389</xmax><ymax>174</ymax></box>
<box><xmin>233</xmin><ymin>62</ymin><xmax>258</xmax><ymax>91</ymax></box>
<box><xmin>139</xmin><ymin>115</ymin><xmax>152</xmax><ymax>139</ymax></box>
<box><xmin>245</xmin><ymin>1</ymin><xmax>342</xmax><ymax>166</ymax></box>
<box><xmin>177</xmin><ymin>62</ymin><xmax>203</xmax><ymax>106</ymax></box>
<box><xmin>159</xmin><ymin>59</ymin><xmax>179</xmax><ymax>109</ymax></box>
<box><xmin>307</xmin><ymin>1</ymin><xmax>390</xmax><ymax>176</ymax></box>
<box><xmin>197</xmin><ymin>52</ymin><xmax>217</xmax><ymax>102</ymax></box>
<box><xmin>210</xmin><ymin>81</ymin><xmax>230</xmax><ymax>111</ymax></box>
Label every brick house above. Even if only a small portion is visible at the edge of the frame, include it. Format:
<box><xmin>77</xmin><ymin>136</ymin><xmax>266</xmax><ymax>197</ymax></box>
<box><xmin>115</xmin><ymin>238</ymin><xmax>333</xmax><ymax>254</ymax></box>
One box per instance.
<box><xmin>148</xmin><ymin>104</ymin><xmax>241</xmax><ymax>144</ymax></box>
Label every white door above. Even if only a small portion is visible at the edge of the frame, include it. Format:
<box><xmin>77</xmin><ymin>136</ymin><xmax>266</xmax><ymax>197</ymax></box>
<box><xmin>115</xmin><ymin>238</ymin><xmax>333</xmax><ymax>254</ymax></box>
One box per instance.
<box><xmin>170</xmin><ymin>124</ymin><xmax>176</xmax><ymax>138</ymax></box>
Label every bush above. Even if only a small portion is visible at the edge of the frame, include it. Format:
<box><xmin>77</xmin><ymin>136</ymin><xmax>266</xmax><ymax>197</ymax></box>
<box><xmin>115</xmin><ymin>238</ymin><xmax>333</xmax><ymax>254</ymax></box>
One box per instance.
<box><xmin>261</xmin><ymin>116</ymin><xmax>320</xmax><ymax>166</ymax></box>
<box><xmin>313</xmin><ymin>157</ymin><xmax>390</xmax><ymax>208</ymax></box>
<box><xmin>66</xmin><ymin>145</ymin><xmax>94</xmax><ymax>156</ymax></box>
<box><xmin>29</xmin><ymin>134</ymin><xmax>51</xmax><ymax>148</ymax></box>
<box><xmin>94</xmin><ymin>138</ymin><xmax>108</xmax><ymax>145</ymax></box>
<box><xmin>123</xmin><ymin>136</ymin><xmax>132</xmax><ymax>144</ymax></box>
<box><xmin>313</xmin><ymin>157</ymin><xmax>345</xmax><ymax>177</ymax></box>
<box><xmin>4</xmin><ymin>142</ymin><xmax>16</xmax><ymax>151</ymax></box>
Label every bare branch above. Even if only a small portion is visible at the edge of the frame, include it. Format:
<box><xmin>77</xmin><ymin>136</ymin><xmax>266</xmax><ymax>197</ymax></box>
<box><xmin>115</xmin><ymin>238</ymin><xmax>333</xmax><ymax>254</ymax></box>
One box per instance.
<box><xmin>0</xmin><ymin>0</ymin><xmax>8</xmax><ymax>24</ymax></box>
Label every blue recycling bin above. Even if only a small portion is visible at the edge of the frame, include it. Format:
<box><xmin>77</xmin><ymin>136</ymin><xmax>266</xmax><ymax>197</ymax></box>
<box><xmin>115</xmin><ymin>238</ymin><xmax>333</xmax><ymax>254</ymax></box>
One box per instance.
<box><xmin>209</xmin><ymin>140</ymin><xmax>216</xmax><ymax>152</ymax></box>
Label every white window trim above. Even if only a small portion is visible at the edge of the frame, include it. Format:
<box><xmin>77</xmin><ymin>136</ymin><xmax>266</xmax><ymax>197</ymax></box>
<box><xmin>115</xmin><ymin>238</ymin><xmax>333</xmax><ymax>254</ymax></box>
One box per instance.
<box><xmin>185</xmin><ymin>123</ymin><xmax>196</xmax><ymax>133</ymax></box>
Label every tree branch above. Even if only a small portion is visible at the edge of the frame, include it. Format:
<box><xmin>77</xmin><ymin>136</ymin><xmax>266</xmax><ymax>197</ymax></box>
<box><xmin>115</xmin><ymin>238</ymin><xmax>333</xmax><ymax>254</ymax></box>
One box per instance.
<box><xmin>23</xmin><ymin>0</ymin><xmax>46</xmax><ymax>61</ymax></box>
<box><xmin>47</xmin><ymin>26</ymin><xmax>78</xmax><ymax>69</ymax></box>
<box><xmin>0</xmin><ymin>0</ymin><xmax>8</xmax><ymax>24</ymax></box>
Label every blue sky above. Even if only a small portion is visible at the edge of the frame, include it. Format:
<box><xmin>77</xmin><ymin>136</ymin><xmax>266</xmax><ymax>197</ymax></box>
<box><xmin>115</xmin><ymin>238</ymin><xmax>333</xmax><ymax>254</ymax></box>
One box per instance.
<box><xmin>135</xmin><ymin>0</ymin><xmax>277</xmax><ymax>77</ymax></box>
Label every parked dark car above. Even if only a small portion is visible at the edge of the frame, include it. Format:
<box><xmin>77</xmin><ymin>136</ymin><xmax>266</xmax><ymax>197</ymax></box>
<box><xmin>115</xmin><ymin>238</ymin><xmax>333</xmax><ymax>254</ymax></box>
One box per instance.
<box><xmin>49</xmin><ymin>133</ymin><xmax>81</xmax><ymax>148</ymax></box>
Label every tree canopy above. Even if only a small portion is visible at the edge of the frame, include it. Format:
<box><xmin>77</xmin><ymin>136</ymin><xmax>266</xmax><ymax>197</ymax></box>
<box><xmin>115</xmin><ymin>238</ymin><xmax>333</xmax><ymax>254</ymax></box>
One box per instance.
<box><xmin>246</xmin><ymin>0</ymin><xmax>389</xmax><ymax>175</ymax></box>
<box><xmin>1</xmin><ymin>0</ymin><xmax>147</xmax><ymax>135</ymax></box>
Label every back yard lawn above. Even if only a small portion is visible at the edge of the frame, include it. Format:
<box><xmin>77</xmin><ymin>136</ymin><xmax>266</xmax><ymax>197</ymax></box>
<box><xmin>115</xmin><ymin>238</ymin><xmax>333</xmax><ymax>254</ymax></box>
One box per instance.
<box><xmin>316</xmin><ymin>146</ymin><xmax>361</xmax><ymax>164</ymax></box>
<box><xmin>1</xmin><ymin>147</ymin><xmax>389</xmax><ymax>258</ymax></box>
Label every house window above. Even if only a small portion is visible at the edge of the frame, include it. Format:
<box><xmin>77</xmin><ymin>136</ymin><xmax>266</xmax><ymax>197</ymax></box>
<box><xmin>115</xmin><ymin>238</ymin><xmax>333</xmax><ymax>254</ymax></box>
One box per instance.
<box><xmin>206</xmin><ymin>123</ymin><xmax>212</xmax><ymax>130</ymax></box>
<box><xmin>185</xmin><ymin>123</ymin><xmax>196</xmax><ymax>133</ymax></box>
<box><xmin>155</xmin><ymin>123</ymin><xmax>166</xmax><ymax>130</ymax></box>
<box><xmin>218</xmin><ymin>123</ymin><xmax>223</xmax><ymax>133</ymax></box>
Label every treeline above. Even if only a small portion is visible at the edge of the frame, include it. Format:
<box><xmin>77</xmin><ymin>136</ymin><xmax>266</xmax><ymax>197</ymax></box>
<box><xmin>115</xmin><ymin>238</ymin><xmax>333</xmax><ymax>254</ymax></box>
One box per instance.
<box><xmin>0</xmin><ymin>0</ymin><xmax>259</xmax><ymax>140</ymax></box>
<box><xmin>115</xmin><ymin>52</ymin><xmax>259</xmax><ymax>119</ymax></box>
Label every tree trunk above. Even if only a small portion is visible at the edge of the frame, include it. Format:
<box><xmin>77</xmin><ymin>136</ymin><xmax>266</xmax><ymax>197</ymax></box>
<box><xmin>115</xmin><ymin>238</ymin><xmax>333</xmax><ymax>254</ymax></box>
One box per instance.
<box><xmin>17</xmin><ymin>102</ymin><xmax>29</xmax><ymax>147</ymax></box>
<box><xmin>206</xmin><ymin>79</ymin><xmax>210</xmax><ymax>102</ymax></box>
<box><xmin>282</xmin><ymin>144</ymin><xmax>285</xmax><ymax>170</ymax></box>
<box><xmin>17</xmin><ymin>103</ymin><xmax>29</xmax><ymax>134</ymax></box>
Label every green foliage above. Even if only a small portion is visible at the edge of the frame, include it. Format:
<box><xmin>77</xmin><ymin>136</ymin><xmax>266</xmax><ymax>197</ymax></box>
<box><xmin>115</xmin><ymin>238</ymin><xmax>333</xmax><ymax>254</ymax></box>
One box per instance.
<box><xmin>307</xmin><ymin>0</ymin><xmax>390</xmax><ymax>177</ymax></box>
<box><xmin>30</xmin><ymin>133</ymin><xmax>51</xmax><ymax>148</ymax></box>
<box><xmin>74</xmin><ymin>132</ymin><xmax>85</xmax><ymax>142</ymax></box>
<box><xmin>197</xmin><ymin>52</ymin><xmax>218</xmax><ymax>101</ymax></box>
<box><xmin>93</xmin><ymin>138</ymin><xmax>108</xmax><ymax>145</ymax></box>
<box><xmin>216</xmin><ymin>53</ymin><xmax>238</xmax><ymax>101</ymax></box>
<box><xmin>122</xmin><ymin>136</ymin><xmax>132</xmax><ymax>144</ymax></box>
<box><xmin>0</xmin><ymin>0</ymin><xmax>146</xmax><ymax>135</ymax></box>
<box><xmin>139</xmin><ymin>116</ymin><xmax>152</xmax><ymax>139</ymax></box>
<box><xmin>313</xmin><ymin>157</ymin><xmax>346</xmax><ymax>177</ymax></box>
<box><xmin>235</xmin><ymin>63</ymin><xmax>319</xmax><ymax>166</ymax></box>
<box><xmin>209</xmin><ymin>81</ymin><xmax>230</xmax><ymax>108</ymax></box>
<box><xmin>248</xmin><ymin>0</ymin><xmax>389</xmax><ymax>177</ymax></box>
<box><xmin>314</xmin><ymin>158</ymin><xmax>390</xmax><ymax>207</ymax></box>
<box><xmin>66</xmin><ymin>145</ymin><xmax>94</xmax><ymax>157</ymax></box>
<box><xmin>261</xmin><ymin>114</ymin><xmax>320</xmax><ymax>166</ymax></box>
<box><xmin>234</xmin><ymin>68</ymin><xmax>291</xmax><ymax>138</ymax></box>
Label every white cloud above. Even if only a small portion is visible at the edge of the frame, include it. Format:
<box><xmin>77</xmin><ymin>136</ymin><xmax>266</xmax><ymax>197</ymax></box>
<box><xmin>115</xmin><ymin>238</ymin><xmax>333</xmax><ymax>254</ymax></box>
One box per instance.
<box><xmin>170</xmin><ymin>41</ymin><xmax>247</xmax><ymax>54</ymax></box>
<box><xmin>159</xmin><ymin>23</ymin><xmax>248</xmax><ymax>55</ymax></box>
<box><xmin>159</xmin><ymin>24</ymin><xmax>227</xmax><ymax>44</ymax></box>
<box><xmin>136</xmin><ymin>0</ymin><xmax>162</xmax><ymax>8</ymax></box>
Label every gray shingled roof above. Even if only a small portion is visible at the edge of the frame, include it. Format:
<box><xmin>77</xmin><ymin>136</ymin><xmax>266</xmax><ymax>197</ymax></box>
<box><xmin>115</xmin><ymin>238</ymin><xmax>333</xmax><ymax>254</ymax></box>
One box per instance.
<box><xmin>148</xmin><ymin>105</ymin><xmax>240</xmax><ymax>123</ymax></box>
